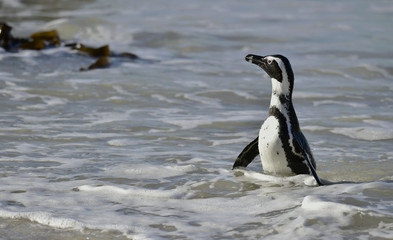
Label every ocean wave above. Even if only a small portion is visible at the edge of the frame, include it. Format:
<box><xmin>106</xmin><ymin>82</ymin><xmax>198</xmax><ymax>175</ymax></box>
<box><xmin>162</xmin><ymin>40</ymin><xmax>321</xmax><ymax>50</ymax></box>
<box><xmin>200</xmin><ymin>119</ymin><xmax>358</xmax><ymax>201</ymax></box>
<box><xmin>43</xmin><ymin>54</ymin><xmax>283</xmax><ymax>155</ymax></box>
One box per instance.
<box><xmin>313</xmin><ymin>100</ymin><xmax>368</xmax><ymax>108</ymax></box>
<box><xmin>331</xmin><ymin>120</ymin><xmax>393</xmax><ymax>141</ymax></box>
<box><xmin>331</xmin><ymin>127</ymin><xmax>393</xmax><ymax>141</ymax></box>
<box><xmin>344</xmin><ymin>64</ymin><xmax>393</xmax><ymax>80</ymax></box>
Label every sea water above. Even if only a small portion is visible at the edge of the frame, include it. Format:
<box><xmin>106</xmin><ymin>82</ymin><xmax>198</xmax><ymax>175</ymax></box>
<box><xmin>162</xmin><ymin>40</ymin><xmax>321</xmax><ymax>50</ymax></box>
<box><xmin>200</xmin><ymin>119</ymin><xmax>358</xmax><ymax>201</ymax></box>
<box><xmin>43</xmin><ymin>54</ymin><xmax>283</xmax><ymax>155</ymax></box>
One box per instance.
<box><xmin>0</xmin><ymin>0</ymin><xmax>392</xmax><ymax>239</ymax></box>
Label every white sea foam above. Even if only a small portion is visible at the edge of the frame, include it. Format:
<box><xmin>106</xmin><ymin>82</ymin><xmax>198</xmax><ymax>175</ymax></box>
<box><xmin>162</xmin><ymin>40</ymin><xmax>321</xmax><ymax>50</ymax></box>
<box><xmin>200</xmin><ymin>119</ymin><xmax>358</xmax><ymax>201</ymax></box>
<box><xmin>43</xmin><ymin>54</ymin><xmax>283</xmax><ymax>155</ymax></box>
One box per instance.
<box><xmin>242</xmin><ymin>171</ymin><xmax>319</xmax><ymax>186</ymax></box>
<box><xmin>0</xmin><ymin>210</ymin><xmax>83</xmax><ymax>229</ymax></box>
<box><xmin>77</xmin><ymin>184</ymin><xmax>190</xmax><ymax>199</ymax></box>
<box><xmin>301</xmin><ymin>195</ymin><xmax>359</xmax><ymax>213</ymax></box>
<box><xmin>104</xmin><ymin>164</ymin><xmax>198</xmax><ymax>180</ymax></box>
<box><xmin>1</xmin><ymin>170</ymin><xmax>392</xmax><ymax>239</ymax></box>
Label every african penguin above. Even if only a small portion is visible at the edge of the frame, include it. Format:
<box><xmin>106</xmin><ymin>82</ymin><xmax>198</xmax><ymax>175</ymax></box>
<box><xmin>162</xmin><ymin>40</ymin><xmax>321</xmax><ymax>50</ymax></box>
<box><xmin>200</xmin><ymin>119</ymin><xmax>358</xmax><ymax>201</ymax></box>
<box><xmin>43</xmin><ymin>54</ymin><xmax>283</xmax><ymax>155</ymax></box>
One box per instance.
<box><xmin>233</xmin><ymin>54</ymin><xmax>323</xmax><ymax>186</ymax></box>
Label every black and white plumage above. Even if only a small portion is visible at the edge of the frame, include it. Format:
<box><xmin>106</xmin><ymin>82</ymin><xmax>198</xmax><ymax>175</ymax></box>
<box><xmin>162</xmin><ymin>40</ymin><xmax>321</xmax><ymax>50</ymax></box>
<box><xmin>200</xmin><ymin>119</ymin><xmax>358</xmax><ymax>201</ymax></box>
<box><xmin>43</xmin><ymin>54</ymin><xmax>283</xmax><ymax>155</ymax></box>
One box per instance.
<box><xmin>233</xmin><ymin>54</ymin><xmax>323</xmax><ymax>186</ymax></box>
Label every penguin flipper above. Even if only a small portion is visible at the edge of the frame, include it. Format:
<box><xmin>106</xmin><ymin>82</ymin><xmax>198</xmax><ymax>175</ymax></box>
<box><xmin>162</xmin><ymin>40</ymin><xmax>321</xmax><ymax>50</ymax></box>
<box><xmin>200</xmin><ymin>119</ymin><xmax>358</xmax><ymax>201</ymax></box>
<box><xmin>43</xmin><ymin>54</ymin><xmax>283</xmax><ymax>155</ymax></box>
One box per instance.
<box><xmin>293</xmin><ymin>131</ymin><xmax>323</xmax><ymax>186</ymax></box>
<box><xmin>232</xmin><ymin>136</ymin><xmax>259</xmax><ymax>169</ymax></box>
<box><xmin>292</xmin><ymin>131</ymin><xmax>316</xmax><ymax>168</ymax></box>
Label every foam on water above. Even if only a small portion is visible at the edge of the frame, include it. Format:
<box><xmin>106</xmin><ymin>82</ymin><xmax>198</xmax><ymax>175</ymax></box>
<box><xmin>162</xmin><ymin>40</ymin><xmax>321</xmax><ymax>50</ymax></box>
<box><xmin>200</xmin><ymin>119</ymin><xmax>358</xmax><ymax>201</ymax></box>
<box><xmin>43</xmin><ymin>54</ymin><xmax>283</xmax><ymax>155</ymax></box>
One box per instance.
<box><xmin>0</xmin><ymin>210</ymin><xmax>83</xmax><ymax>230</ymax></box>
<box><xmin>103</xmin><ymin>164</ymin><xmax>198</xmax><ymax>180</ymax></box>
<box><xmin>1</xmin><ymin>164</ymin><xmax>393</xmax><ymax>239</ymax></box>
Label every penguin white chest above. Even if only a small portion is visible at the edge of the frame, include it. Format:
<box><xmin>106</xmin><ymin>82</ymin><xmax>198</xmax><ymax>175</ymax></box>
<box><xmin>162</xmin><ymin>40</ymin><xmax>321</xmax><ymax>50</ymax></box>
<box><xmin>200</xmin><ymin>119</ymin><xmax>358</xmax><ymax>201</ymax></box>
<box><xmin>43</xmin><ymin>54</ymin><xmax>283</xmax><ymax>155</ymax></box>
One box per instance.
<box><xmin>258</xmin><ymin>116</ymin><xmax>293</xmax><ymax>175</ymax></box>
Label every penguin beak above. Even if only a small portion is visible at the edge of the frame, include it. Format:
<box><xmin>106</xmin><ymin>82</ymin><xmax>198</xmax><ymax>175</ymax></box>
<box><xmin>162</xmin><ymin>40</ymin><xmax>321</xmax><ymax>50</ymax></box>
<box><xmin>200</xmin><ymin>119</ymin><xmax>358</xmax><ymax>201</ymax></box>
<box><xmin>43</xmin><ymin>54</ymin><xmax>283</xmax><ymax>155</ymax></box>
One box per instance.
<box><xmin>245</xmin><ymin>54</ymin><xmax>266</xmax><ymax>69</ymax></box>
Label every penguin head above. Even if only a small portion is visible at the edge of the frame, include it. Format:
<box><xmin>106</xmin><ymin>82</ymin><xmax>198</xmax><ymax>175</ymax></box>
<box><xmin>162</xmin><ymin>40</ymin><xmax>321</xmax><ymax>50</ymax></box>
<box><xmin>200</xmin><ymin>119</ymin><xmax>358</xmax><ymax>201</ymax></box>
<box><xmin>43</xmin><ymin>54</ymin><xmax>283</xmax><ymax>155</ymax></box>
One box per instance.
<box><xmin>245</xmin><ymin>54</ymin><xmax>294</xmax><ymax>96</ymax></box>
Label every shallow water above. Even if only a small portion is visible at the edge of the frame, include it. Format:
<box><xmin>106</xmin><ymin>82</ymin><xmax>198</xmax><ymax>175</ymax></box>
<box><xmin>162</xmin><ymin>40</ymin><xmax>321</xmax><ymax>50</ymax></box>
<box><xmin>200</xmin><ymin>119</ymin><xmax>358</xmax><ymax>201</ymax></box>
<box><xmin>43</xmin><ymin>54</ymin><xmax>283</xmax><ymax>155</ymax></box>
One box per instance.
<box><xmin>0</xmin><ymin>0</ymin><xmax>392</xmax><ymax>239</ymax></box>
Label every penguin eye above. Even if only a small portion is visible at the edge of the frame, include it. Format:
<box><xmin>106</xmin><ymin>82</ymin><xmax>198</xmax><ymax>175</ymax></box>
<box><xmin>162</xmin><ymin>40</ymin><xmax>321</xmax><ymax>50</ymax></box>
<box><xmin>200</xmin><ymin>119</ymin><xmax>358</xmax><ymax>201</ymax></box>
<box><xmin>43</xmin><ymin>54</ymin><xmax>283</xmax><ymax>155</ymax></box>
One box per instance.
<box><xmin>267</xmin><ymin>59</ymin><xmax>273</xmax><ymax>64</ymax></box>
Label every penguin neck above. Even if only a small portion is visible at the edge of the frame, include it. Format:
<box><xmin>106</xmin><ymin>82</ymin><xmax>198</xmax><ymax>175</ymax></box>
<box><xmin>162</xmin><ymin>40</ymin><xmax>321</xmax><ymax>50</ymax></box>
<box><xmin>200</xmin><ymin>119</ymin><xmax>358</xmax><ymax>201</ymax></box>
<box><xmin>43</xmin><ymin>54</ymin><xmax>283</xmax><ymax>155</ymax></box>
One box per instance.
<box><xmin>268</xmin><ymin>78</ymin><xmax>300</xmax><ymax>129</ymax></box>
<box><xmin>268</xmin><ymin>78</ymin><xmax>292</xmax><ymax>111</ymax></box>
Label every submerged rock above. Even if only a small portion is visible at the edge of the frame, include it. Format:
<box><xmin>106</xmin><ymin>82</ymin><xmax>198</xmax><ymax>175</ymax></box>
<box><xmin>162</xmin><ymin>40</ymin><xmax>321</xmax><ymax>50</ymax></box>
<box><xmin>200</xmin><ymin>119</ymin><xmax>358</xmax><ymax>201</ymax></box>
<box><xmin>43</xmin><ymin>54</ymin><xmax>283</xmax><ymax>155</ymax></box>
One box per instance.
<box><xmin>0</xmin><ymin>22</ymin><xmax>14</xmax><ymax>51</ymax></box>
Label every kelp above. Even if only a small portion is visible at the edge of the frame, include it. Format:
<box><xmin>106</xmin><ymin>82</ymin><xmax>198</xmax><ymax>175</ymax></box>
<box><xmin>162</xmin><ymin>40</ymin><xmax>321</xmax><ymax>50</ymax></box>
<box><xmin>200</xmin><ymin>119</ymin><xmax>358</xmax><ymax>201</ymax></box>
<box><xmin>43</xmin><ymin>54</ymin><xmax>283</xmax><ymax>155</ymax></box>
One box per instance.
<box><xmin>80</xmin><ymin>57</ymin><xmax>111</xmax><ymax>71</ymax></box>
<box><xmin>0</xmin><ymin>22</ymin><xmax>139</xmax><ymax>71</ymax></box>
<box><xmin>66</xmin><ymin>43</ymin><xmax>111</xmax><ymax>57</ymax></box>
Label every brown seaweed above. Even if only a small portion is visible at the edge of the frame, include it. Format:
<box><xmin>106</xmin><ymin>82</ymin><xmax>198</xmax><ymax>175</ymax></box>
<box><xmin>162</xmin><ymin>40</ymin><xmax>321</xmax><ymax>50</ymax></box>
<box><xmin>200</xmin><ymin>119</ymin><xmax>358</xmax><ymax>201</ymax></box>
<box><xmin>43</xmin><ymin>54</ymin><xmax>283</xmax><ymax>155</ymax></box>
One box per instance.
<box><xmin>66</xmin><ymin>43</ymin><xmax>111</xmax><ymax>57</ymax></box>
<box><xmin>0</xmin><ymin>22</ymin><xmax>139</xmax><ymax>71</ymax></box>
<box><xmin>80</xmin><ymin>56</ymin><xmax>111</xmax><ymax>71</ymax></box>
